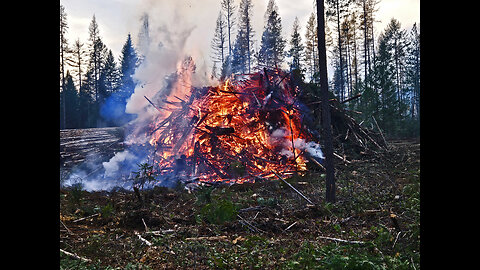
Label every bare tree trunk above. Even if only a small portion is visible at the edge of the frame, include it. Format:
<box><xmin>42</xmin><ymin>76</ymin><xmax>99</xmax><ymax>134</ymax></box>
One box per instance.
<box><xmin>335</xmin><ymin>0</ymin><xmax>345</xmax><ymax>102</ymax></box>
<box><xmin>316</xmin><ymin>0</ymin><xmax>336</xmax><ymax>203</ymax></box>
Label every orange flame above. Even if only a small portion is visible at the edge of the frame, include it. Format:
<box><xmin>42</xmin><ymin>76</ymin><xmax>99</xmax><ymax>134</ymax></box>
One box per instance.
<box><xmin>145</xmin><ymin>69</ymin><xmax>310</xmax><ymax>184</ymax></box>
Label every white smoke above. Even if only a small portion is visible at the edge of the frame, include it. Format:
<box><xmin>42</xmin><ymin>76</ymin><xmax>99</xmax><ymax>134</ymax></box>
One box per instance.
<box><xmin>83</xmin><ymin>2</ymin><xmax>215</xmax><ymax>190</ymax></box>
<box><xmin>102</xmin><ymin>150</ymin><xmax>137</xmax><ymax>178</ymax></box>
<box><xmin>271</xmin><ymin>128</ymin><xmax>325</xmax><ymax>160</ymax></box>
<box><xmin>125</xmin><ymin>1</ymin><xmax>213</xmax><ymax>118</ymax></box>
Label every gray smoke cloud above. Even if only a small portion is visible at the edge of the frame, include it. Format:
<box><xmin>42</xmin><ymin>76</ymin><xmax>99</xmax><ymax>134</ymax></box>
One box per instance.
<box><xmin>63</xmin><ymin>1</ymin><xmax>214</xmax><ymax>191</ymax></box>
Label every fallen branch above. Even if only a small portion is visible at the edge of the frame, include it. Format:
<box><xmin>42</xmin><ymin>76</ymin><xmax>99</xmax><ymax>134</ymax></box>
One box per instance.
<box><xmin>185</xmin><ymin>236</ymin><xmax>228</xmax><ymax>241</ymax></box>
<box><xmin>134</xmin><ymin>231</ymin><xmax>153</xmax><ymax>246</ymax></box>
<box><xmin>60</xmin><ymin>249</ymin><xmax>92</xmax><ymax>262</ymax></box>
<box><xmin>60</xmin><ymin>219</ymin><xmax>74</xmax><ymax>234</ymax></box>
<box><xmin>372</xmin><ymin>115</ymin><xmax>388</xmax><ymax>149</ymax></box>
<box><xmin>237</xmin><ymin>214</ymin><xmax>266</xmax><ymax>233</ymax></box>
<box><xmin>333</xmin><ymin>152</ymin><xmax>351</xmax><ymax>164</ymax></box>
<box><xmin>146</xmin><ymin>229</ymin><xmax>175</xmax><ymax>236</ymax></box>
<box><xmin>317</xmin><ymin>235</ymin><xmax>365</xmax><ymax>245</ymax></box>
<box><xmin>272</xmin><ymin>170</ymin><xmax>314</xmax><ymax>205</ymax></box>
<box><xmin>142</xmin><ymin>218</ymin><xmax>149</xmax><ymax>232</ymax></box>
<box><xmin>72</xmin><ymin>213</ymin><xmax>99</xmax><ymax>223</ymax></box>
<box><xmin>284</xmin><ymin>221</ymin><xmax>297</xmax><ymax>232</ymax></box>
<box><xmin>308</xmin><ymin>157</ymin><xmax>325</xmax><ymax>171</ymax></box>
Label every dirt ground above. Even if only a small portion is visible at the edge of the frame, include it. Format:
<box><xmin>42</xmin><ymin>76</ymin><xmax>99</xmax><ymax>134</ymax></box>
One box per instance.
<box><xmin>59</xmin><ymin>139</ymin><xmax>420</xmax><ymax>269</ymax></box>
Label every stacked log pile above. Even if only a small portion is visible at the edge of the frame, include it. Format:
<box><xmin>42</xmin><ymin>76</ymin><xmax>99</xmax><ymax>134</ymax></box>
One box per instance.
<box><xmin>60</xmin><ymin>127</ymin><xmax>125</xmax><ymax>170</ymax></box>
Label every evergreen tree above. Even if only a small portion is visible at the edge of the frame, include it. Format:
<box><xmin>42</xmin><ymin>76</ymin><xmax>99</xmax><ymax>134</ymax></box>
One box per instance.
<box><xmin>63</xmin><ymin>72</ymin><xmax>80</xmax><ymax>128</ymax></box>
<box><xmin>359</xmin><ymin>0</ymin><xmax>379</xmax><ymax>78</ymax></box>
<box><xmin>304</xmin><ymin>12</ymin><xmax>319</xmax><ymax>82</ymax></box>
<box><xmin>80</xmin><ymin>67</ymin><xmax>97</xmax><ymax>127</ymax></box>
<box><xmin>258</xmin><ymin>0</ymin><xmax>285</xmax><ymax>69</ymax></box>
<box><xmin>232</xmin><ymin>0</ymin><xmax>255</xmax><ymax>74</ymax></box>
<box><xmin>97</xmin><ymin>34</ymin><xmax>139</xmax><ymax>126</ymax></box>
<box><xmin>98</xmin><ymin>49</ymin><xmax>120</xmax><ymax>104</ymax></box>
<box><xmin>221</xmin><ymin>0</ymin><xmax>236</xmax><ymax>56</ymax></box>
<box><xmin>60</xmin><ymin>4</ymin><xmax>69</xmax><ymax>129</ymax></box>
<box><xmin>325</xmin><ymin>0</ymin><xmax>352</xmax><ymax>102</ymax></box>
<box><xmin>211</xmin><ymin>11</ymin><xmax>227</xmax><ymax>78</ymax></box>
<box><xmin>371</xmin><ymin>30</ymin><xmax>398</xmax><ymax>135</ymax></box>
<box><xmin>87</xmin><ymin>15</ymin><xmax>108</xmax><ymax>105</ymax></box>
<box><xmin>67</xmin><ymin>38</ymin><xmax>87</xmax><ymax>92</ymax></box>
<box><xmin>384</xmin><ymin>18</ymin><xmax>409</xmax><ymax>114</ymax></box>
<box><xmin>119</xmin><ymin>34</ymin><xmax>138</xmax><ymax>100</ymax></box>
<box><xmin>288</xmin><ymin>17</ymin><xmax>304</xmax><ymax>72</ymax></box>
<box><xmin>406</xmin><ymin>23</ymin><xmax>420</xmax><ymax>119</ymax></box>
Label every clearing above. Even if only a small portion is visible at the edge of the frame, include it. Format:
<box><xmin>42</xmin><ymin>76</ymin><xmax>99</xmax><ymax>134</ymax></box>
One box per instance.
<box><xmin>60</xmin><ymin>139</ymin><xmax>420</xmax><ymax>269</ymax></box>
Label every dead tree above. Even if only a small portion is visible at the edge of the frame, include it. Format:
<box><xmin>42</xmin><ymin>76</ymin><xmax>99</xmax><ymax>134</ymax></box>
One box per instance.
<box><xmin>317</xmin><ymin>0</ymin><xmax>336</xmax><ymax>203</ymax></box>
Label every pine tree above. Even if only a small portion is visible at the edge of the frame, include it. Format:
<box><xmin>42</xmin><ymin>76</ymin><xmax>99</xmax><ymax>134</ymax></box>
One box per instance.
<box><xmin>371</xmin><ymin>30</ymin><xmax>398</xmax><ymax>135</ymax></box>
<box><xmin>258</xmin><ymin>0</ymin><xmax>285</xmax><ymax>69</ymax></box>
<box><xmin>232</xmin><ymin>0</ymin><xmax>255</xmax><ymax>74</ymax></box>
<box><xmin>304</xmin><ymin>12</ymin><xmax>319</xmax><ymax>82</ymax></box>
<box><xmin>325</xmin><ymin>0</ymin><xmax>352</xmax><ymax>102</ymax></box>
<box><xmin>80</xmin><ymin>67</ymin><xmax>98</xmax><ymax>127</ymax></box>
<box><xmin>63</xmin><ymin>71</ymin><xmax>80</xmax><ymax>128</ymax></box>
<box><xmin>119</xmin><ymin>34</ymin><xmax>138</xmax><ymax>100</ymax></box>
<box><xmin>221</xmin><ymin>0</ymin><xmax>236</xmax><ymax>56</ymax></box>
<box><xmin>340</xmin><ymin>12</ymin><xmax>361</xmax><ymax>98</ymax></box>
<box><xmin>87</xmin><ymin>15</ymin><xmax>107</xmax><ymax>103</ymax></box>
<box><xmin>406</xmin><ymin>23</ymin><xmax>420</xmax><ymax>119</ymax></box>
<box><xmin>384</xmin><ymin>18</ymin><xmax>409</xmax><ymax>115</ymax></box>
<box><xmin>98</xmin><ymin>49</ymin><xmax>120</xmax><ymax>104</ymax></box>
<box><xmin>60</xmin><ymin>4</ymin><xmax>69</xmax><ymax>129</ymax></box>
<box><xmin>288</xmin><ymin>17</ymin><xmax>304</xmax><ymax>72</ymax></box>
<box><xmin>67</xmin><ymin>38</ymin><xmax>87</xmax><ymax>92</ymax></box>
<box><xmin>211</xmin><ymin>11</ymin><xmax>227</xmax><ymax>78</ymax></box>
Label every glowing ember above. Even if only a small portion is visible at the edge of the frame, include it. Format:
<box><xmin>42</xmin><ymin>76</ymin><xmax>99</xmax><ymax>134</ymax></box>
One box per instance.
<box><xmin>142</xmin><ymin>68</ymin><xmax>318</xmax><ymax>185</ymax></box>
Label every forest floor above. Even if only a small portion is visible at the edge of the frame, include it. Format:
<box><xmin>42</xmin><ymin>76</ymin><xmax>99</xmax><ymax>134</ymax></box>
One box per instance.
<box><xmin>59</xmin><ymin>139</ymin><xmax>420</xmax><ymax>269</ymax></box>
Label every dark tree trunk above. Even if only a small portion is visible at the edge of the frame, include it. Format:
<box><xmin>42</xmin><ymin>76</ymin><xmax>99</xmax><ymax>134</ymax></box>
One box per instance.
<box><xmin>316</xmin><ymin>0</ymin><xmax>336</xmax><ymax>203</ymax></box>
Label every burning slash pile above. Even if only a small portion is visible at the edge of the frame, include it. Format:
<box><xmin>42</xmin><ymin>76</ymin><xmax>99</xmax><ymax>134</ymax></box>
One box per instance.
<box><xmin>134</xmin><ymin>68</ymin><xmax>324</xmax><ymax>187</ymax></box>
<box><xmin>62</xmin><ymin>59</ymin><xmax>386</xmax><ymax>191</ymax></box>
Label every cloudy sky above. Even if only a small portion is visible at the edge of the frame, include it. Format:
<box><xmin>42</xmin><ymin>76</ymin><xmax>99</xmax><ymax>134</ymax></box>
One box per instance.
<box><xmin>60</xmin><ymin>0</ymin><xmax>419</xmax><ymax>77</ymax></box>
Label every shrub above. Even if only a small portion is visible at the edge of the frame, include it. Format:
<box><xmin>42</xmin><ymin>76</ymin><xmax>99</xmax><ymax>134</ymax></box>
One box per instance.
<box><xmin>199</xmin><ymin>198</ymin><xmax>237</xmax><ymax>225</ymax></box>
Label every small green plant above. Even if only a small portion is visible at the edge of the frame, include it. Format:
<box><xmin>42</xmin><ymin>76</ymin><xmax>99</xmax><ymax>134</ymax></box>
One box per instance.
<box><xmin>134</xmin><ymin>163</ymin><xmax>155</xmax><ymax>189</ymax></box>
<box><xmin>100</xmin><ymin>203</ymin><xmax>114</xmax><ymax>218</ymax></box>
<box><xmin>200</xmin><ymin>198</ymin><xmax>237</xmax><ymax>225</ymax></box>
<box><xmin>195</xmin><ymin>185</ymin><xmax>214</xmax><ymax>205</ymax></box>
<box><xmin>256</xmin><ymin>196</ymin><xmax>277</xmax><ymax>207</ymax></box>
<box><xmin>68</xmin><ymin>182</ymin><xmax>84</xmax><ymax>206</ymax></box>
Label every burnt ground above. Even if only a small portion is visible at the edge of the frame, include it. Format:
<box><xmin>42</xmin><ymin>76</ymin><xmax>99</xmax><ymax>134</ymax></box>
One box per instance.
<box><xmin>59</xmin><ymin>139</ymin><xmax>420</xmax><ymax>269</ymax></box>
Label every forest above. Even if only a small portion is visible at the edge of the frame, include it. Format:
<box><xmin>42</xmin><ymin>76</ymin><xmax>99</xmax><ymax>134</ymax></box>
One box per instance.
<box><xmin>60</xmin><ymin>0</ymin><xmax>420</xmax><ymax>269</ymax></box>
<box><xmin>60</xmin><ymin>0</ymin><xmax>419</xmax><ymax>139</ymax></box>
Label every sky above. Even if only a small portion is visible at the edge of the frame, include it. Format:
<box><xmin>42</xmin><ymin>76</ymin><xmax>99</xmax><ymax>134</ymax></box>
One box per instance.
<box><xmin>60</xmin><ymin>0</ymin><xmax>420</xmax><ymax>79</ymax></box>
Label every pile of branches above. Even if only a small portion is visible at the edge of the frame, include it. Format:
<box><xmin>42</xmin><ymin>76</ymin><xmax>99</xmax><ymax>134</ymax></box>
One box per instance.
<box><xmin>140</xmin><ymin>68</ymin><xmax>314</xmax><ymax>184</ymax></box>
<box><xmin>291</xmin><ymin>70</ymin><xmax>388</xmax><ymax>159</ymax></box>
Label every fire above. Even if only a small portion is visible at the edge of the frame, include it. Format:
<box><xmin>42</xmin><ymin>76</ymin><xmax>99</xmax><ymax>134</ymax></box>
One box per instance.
<box><xmin>143</xmin><ymin>68</ymin><xmax>313</xmax><ymax>185</ymax></box>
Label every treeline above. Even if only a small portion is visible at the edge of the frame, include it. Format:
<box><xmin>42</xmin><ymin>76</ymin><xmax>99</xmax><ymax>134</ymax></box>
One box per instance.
<box><xmin>60</xmin><ymin>5</ymin><xmax>138</xmax><ymax>129</ymax></box>
<box><xmin>60</xmin><ymin>0</ymin><xmax>419</xmax><ymax>138</ymax></box>
<box><xmin>211</xmin><ymin>0</ymin><xmax>420</xmax><ymax>138</ymax></box>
